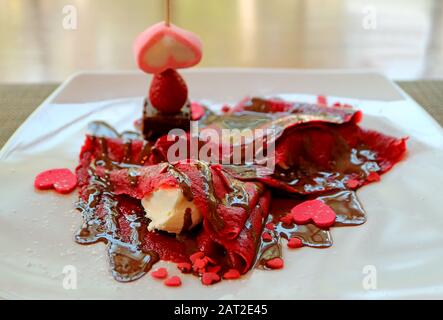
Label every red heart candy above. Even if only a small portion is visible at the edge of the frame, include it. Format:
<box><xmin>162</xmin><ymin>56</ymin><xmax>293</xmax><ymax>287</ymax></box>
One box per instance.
<box><xmin>151</xmin><ymin>267</ymin><xmax>168</xmax><ymax>279</ymax></box>
<box><xmin>261</xmin><ymin>232</ymin><xmax>273</xmax><ymax>242</ymax></box>
<box><xmin>206</xmin><ymin>265</ymin><xmax>221</xmax><ymax>274</ymax></box>
<box><xmin>346</xmin><ymin>178</ymin><xmax>360</xmax><ymax>189</ymax></box>
<box><xmin>164</xmin><ymin>276</ymin><xmax>182</xmax><ymax>287</ymax></box>
<box><xmin>265</xmin><ymin>257</ymin><xmax>284</xmax><ymax>270</ymax></box>
<box><xmin>287</xmin><ymin>237</ymin><xmax>303</xmax><ymax>249</ymax></box>
<box><xmin>189</xmin><ymin>251</ymin><xmax>205</xmax><ymax>264</ymax></box>
<box><xmin>191</xmin><ymin>102</ymin><xmax>206</xmax><ymax>120</ymax></box>
<box><xmin>177</xmin><ymin>262</ymin><xmax>192</xmax><ymax>273</ymax></box>
<box><xmin>223</xmin><ymin>269</ymin><xmax>241</xmax><ymax>280</ymax></box>
<box><xmin>367</xmin><ymin>171</ymin><xmax>381</xmax><ymax>182</ymax></box>
<box><xmin>201</xmin><ymin>272</ymin><xmax>220</xmax><ymax>285</ymax></box>
<box><xmin>265</xmin><ymin>222</ymin><xmax>275</xmax><ymax>231</ymax></box>
<box><xmin>34</xmin><ymin>168</ymin><xmax>77</xmax><ymax>194</ymax></box>
<box><xmin>291</xmin><ymin>199</ymin><xmax>336</xmax><ymax>228</ymax></box>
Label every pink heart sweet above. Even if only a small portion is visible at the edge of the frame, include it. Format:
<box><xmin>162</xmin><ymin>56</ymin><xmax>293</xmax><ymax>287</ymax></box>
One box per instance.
<box><xmin>134</xmin><ymin>22</ymin><xmax>202</xmax><ymax>74</ymax></box>
<box><xmin>34</xmin><ymin>168</ymin><xmax>77</xmax><ymax>194</ymax></box>
<box><xmin>290</xmin><ymin>199</ymin><xmax>336</xmax><ymax>228</ymax></box>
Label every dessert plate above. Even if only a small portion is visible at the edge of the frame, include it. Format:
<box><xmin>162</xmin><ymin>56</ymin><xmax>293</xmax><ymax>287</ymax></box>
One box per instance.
<box><xmin>1</xmin><ymin>69</ymin><xmax>442</xmax><ymax>299</ymax></box>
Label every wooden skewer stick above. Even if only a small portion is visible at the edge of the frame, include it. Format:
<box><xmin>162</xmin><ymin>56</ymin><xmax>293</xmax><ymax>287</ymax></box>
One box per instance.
<box><xmin>165</xmin><ymin>0</ymin><xmax>171</xmax><ymax>26</ymax></box>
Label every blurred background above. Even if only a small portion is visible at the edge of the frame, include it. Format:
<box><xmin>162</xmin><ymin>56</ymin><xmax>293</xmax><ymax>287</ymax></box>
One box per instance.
<box><xmin>0</xmin><ymin>0</ymin><xmax>442</xmax><ymax>82</ymax></box>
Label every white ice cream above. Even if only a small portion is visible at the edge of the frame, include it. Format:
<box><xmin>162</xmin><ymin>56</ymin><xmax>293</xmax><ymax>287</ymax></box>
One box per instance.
<box><xmin>141</xmin><ymin>186</ymin><xmax>202</xmax><ymax>234</ymax></box>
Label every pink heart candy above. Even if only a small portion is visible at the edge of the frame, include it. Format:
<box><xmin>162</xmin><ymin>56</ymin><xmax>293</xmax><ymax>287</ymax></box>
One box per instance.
<box><xmin>134</xmin><ymin>22</ymin><xmax>202</xmax><ymax>74</ymax></box>
<box><xmin>291</xmin><ymin>199</ymin><xmax>336</xmax><ymax>228</ymax></box>
<box><xmin>34</xmin><ymin>168</ymin><xmax>77</xmax><ymax>194</ymax></box>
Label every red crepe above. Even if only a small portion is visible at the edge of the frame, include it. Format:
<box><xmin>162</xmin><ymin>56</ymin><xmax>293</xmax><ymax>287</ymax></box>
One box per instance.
<box><xmin>74</xmin><ymin>96</ymin><xmax>407</xmax><ymax>281</ymax></box>
<box><xmin>204</xmin><ymin>97</ymin><xmax>407</xmax><ymax>195</ymax></box>
<box><xmin>76</xmin><ymin>135</ymin><xmax>270</xmax><ymax>274</ymax></box>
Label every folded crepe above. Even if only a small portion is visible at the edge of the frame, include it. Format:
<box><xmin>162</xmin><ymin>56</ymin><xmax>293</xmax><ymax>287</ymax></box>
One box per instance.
<box><xmin>76</xmin><ymin>132</ymin><xmax>270</xmax><ymax>274</ymax></box>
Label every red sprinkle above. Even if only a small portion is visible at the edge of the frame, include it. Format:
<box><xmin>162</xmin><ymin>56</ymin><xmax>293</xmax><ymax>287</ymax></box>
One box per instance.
<box><xmin>151</xmin><ymin>267</ymin><xmax>168</xmax><ymax>279</ymax></box>
<box><xmin>205</xmin><ymin>256</ymin><xmax>217</xmax><ymax>265</ymax></box>
<box><xmin>346</xmin><ymin>179</ymin><xmax>360</xmax><ymax>189</ymax></box>
<box><xmin>206</xmin><ymin>265</ymin><xmax>221</xmax><ymax>274</ymax></box>
<box><xmin>287</xmin><ymin>237</ymin><xmax>303</xmax><ymax>249</ymax></box>
<box><xmin>164</xmin><ymin>276</ymin><xmax>182</xmax><ymax>287</ymax></box>
<box><xmin>34</xmin><ymin>168</ymin><xmax>77</xmax><ymax>194</ymax></box>
<box><xmin>367</xmin><ymin>171</ymin><xmax>381</xmax><ymax>182</ymax></box>
<box><xmin>280</xmin><ymin>214</ymin><xmax>293</xmax><ymax>225</ymax></box>
<box><xmin>193</xmin><ymin>257</ymin><xmax>208</xmax><ymax>270</ymax></box>
<box><xmin>265</xmin><ymin>222</ymin><xmax>275</xmax><ymax>231</ymax></box>
<box><xmin>262</xmin><ymin>232</ymin><xmax>273</xmax><ymax>242</ymax></box>
<box><xmin>291</xmin><ymin>199</ymin><xmax>336</xmax><ymax>228</ymax></box>
<box><xmin>189</xmin><ymin>251</ymin><xmax>205</xmax><ymax>264</ymax></box>
<box><xmin>221</xmin><ymin>105</ymin><xmax>231</xmax><ymax>113</ymax></box>
<box><xmin>191</xmin><ymin>102</ymin><xmax>206</xmax><ymax>121</ymax></box>
<box><xmin>201</xmin><ymin>272</ymin><xmax>221</xmax><ymax>285</ymax></box>
<box><xmin>177</xmin><ymin>262</ymin><xmax>192</xmax><ymax>273</ymax></box>
<box><xmin>265</xmin><ymin>257</ymin><xmax>284</xmax><ymax>270</ymax></box>
<box><xmin>223</xmin><ymin>269</ymin><xmax>241</xmax><ymax>280</ymax></box>
<box><xmin>317</xmin><ymin>95</ymin><xmax>327</xmax><ymax>106</ymax></box>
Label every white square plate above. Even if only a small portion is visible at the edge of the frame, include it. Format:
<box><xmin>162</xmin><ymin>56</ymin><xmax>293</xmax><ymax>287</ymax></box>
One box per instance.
<box><xmin>1</xmin><ymin>69</ymin><xmax>442</xmax><ymax>299</ymax></box>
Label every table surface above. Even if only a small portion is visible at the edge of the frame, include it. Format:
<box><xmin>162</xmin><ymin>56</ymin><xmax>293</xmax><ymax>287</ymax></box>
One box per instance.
<box><xmin>0</xmin><ymin>80</ymin><xmax>442</xmax><ymax>148</ymax></box>
<box><xmin>1</xmin><ymin>0</ymin><xmax>443</xmax><ymax>82</ymax></box>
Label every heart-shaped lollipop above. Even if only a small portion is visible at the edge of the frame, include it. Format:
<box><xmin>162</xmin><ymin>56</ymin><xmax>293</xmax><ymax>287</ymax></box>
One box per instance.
<box><xmin>134</xmin><ymin>22</ymin><xmax>202</xmax><ymax>74</ymax></box>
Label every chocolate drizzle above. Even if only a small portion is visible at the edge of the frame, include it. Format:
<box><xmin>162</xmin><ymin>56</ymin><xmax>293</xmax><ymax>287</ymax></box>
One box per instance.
<box><xmin>76</xmin><ymin>122</ymin><xmax>159</xmax><ymax>282</ymax></box>
<box><xmin>76</xmin><ymin>118</ymin><xmax>370</xmax><ymax>283</ymax></box>
<box><xmin>255</xmin><ymin>189</ymin><xmax>366</xmax><ymax>267</ymax></box>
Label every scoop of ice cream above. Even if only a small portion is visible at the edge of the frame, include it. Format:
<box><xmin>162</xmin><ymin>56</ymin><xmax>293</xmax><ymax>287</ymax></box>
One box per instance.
<box><xmin>141</xmin><ymin>186</ymin><xmax>202</xmax><ymax>234</ymax></box>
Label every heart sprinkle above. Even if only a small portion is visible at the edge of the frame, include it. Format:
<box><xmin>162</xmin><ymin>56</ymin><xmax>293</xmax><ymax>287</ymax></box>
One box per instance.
<box><xmin>280</xmin><ymin>214</ymin><xmax>293</xmax><ymax>225</ymax></box>
<box><xmin>189</xmin><ymin>251</ymin><xmax>205</xmax><ymax>264</ymax></box>
<box><xmin>34</xmin><ymin>168</ymin><xmax>77</xmax><ymax>194</ymax></box>
<box><xmin>367</xmin><ymin>171</ymin><xmax>381</xmax><ymax>182</ymax></box>
<box><xmin>287</xmin><ymin>237</ymin><xmax>303</xmax><ymax>249</ymax></box>
<box><xmin>262</xmin><ymin>232</ymin><xmax>273</xmax><ymax>242</ymax></box>
<box><xmin>164</xmin><ymin>276</ymin><xmax>182</xmax><ymax>287</ymax></box>
<box><xmin>265</xmin><ymin>222</ymin><xmax>275</xmax><ymax>231</ymax></box>
<box><xmin>177</xmin><ymin>262</ymin><xmax>192</xmax><ymax>273</ymax></box>
<box><xmin>223</xmin><ymin>269</ymin><xmax>241</xmax><ymax>280</ymax></box>
<box><xmin>151</xmin><ymin>267</ymin><xmax>168</xmax><ymax>279</ymax></box>
<box><xmin>265</xmin><ymin>258</ymin><xmax>284</xmax><ymax>270</ymax></box>
<box><xmin>291</xmin><ymin>199</ymin><xmax>336</xmax><ymax>228</ymax></box>
<box><xmin>201</xmin><ymin>272</ymin><xmax>220</xmax><ymax>285</ymax></box>
<box><xmin>346</xmin><ymin>178</ymin><xmax>360</xmax><ymax>189</ymax></box>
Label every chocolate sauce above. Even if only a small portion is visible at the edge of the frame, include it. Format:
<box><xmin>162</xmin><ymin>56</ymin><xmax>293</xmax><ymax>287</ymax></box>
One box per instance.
<box><xmin>76</xmin><ymin>122</ymin><xmax>159</xmax><ymax>282</ymax></box>
<box><xmin>181</xmin><ymin>208</ymin><xmax>193</xmax><ymax>233</ymax></box>
<box><xmin>166</xmin><ymin>164</ymin><xmax>194</xmax><ymax>201</ymax></box>
<box><xmin>77</xmin><ymin>120</ymin><xmax>368</xmax><ymax>282</ymax></box>
<box><xmin>255</xmin><ymin>190</ymin><xmax>366</xmax><ymax>268</ymax></box>
<box><xmin>195</xmin><ymin>161</ymin><xmax>225</xmax><ymax>231</ymax></box>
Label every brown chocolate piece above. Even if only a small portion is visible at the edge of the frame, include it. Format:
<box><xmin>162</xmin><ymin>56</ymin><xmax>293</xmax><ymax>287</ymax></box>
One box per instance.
<box><xmin>142</xmin><ymin>98</ymin><xmax>191</xmax><ymax>141</ymax></box>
